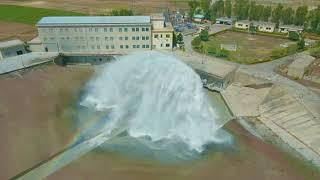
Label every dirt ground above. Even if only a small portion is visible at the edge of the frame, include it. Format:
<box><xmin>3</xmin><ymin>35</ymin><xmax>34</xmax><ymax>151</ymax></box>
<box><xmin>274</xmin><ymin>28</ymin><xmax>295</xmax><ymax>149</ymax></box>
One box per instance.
<box><xmin>0</xmin><ymin>20</ymin><xmax>37</xmax><ymax>41</ymax></box>
<box><xmin>0</xmin><ymin>64</ymin><xmax>93</xmax><ymax>179</ymax></box>
<box><xmin>47</xmin><ymin>121</ymin><xmax>320</xmax><ymax>180</ymax></box>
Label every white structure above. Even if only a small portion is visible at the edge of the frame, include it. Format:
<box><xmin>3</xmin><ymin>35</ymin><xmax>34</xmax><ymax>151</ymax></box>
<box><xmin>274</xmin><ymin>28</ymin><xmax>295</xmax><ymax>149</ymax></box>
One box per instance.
<box><xmin>279</xmin><ymin>25</ymin><xmax>304</xmax><ymax>34</ymax></box>
<box><xmin>34</xmin><ymin>15</ymin><xmax>173</xmax><ymax>54</ymax></box>
<box><xmin>151</xmin><ymin>14</ymin><xmax>174</xmax><ymax>50</ymax></box>
<box><xmin>0</xmin><ymin>40</ymin><xmax>27</xmax><ymax>60</ymax></box>
<box><xmin>235</xmin><ymin>20</ymin><xmax>275</xmax><ymax>33</ymax></box>
<box><xmin>193</xmin><ymin>14</ymin><xmax>204</xmax><ymax>23</ymax></box>
<box><xmin>27</xmin><ymin>37</ymin><xmax>44</xmax><ymax>52</ymax></box>
<box><xmin>216</xmin><ymin>17</ymin><xmax>233</xmax><ymax>25</ymax></box>
<box><xmin>287</xmin><ymin>54</ymin><xmax>315</xmax><ymax>79</ymax></box>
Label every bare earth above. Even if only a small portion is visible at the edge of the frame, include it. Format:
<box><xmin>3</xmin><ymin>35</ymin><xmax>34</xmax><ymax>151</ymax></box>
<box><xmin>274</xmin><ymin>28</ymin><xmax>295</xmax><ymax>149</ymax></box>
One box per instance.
<box><xmin>0</xmin><ymin>20</ymin><xmax>37</xmax><ymax>41</ymax></box>
<box><xmin>0</xmin><ymin>64</ymin><xmax>93</xmax><ymax>179</ymax></box>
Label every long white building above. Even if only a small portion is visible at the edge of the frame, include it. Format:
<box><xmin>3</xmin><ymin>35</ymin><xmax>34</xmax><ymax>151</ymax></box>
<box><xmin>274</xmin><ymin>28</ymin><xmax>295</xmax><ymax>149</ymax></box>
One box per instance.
<box><xmin>30</xmin><ymin>15</ymin><xmax>173</xmax><ymax>54</ymax></box>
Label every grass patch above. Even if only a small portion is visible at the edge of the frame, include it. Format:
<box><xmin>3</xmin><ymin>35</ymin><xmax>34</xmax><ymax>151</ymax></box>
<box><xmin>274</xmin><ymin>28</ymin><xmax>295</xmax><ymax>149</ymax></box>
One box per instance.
<box><xmin>193</xmin><ymin>30</ymin><xmax>295</xmax><ymax>64</ymax></box>
<box><xmin>0</xmin><ymin>5</ymin><xmax>86</xmax><ymax>25</ymax></box>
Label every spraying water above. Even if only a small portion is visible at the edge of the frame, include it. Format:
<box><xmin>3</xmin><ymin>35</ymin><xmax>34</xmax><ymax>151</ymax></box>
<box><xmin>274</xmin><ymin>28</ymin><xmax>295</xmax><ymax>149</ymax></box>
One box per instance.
<box><xmin>76</xmin><ymin>51</ymin><xmax>232</xmax><ymax>161</ymax></box>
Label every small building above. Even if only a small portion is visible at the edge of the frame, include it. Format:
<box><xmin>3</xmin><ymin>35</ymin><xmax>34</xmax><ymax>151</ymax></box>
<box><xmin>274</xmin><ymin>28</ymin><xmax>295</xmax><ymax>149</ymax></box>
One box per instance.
<box><xmin>234</xmin><ymin>20</ymin><xmax>250</xmax><ymax>29</ymax></box>
<box><xmin>151</xmin><ymin>14</ymin><xmax>173</xmax><ymax>50</ymax></box>
<box><xmin>279</xmin><ymin>25</ymin><xmax>304</xmax><ymax>34</ymax></box>
<box><xmin>287</xmin><ymin>54</ymin><xmax>315</xmax><ymax>79</ymax></box>
<box><xmin>193</xmin><ymin>14</ymin><xmax>204</xmax><ymax>23</ymax></box>
<box><xmin>256</xmin><ymin>21</ymin><xmax>276</xmax><ymax>33</ymax></box>
<box><xmin>0</xmin><ymin>39</ymin><xmax>27</xmax><ymax>60</ymax></box>
<box><xmin>216</xmin><ymin>17</ymin><xmax>233</xmax><ymax>25</ymax></box>
<box><xmin>27</xmin><ymin>37</ymin><xmax>44</xmax><ymax>52</ymax></box>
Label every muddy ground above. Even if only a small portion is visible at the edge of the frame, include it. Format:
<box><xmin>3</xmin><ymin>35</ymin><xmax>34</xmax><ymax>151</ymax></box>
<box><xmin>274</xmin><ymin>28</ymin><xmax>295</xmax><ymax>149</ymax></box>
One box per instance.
<box><xmin>0</xmin><ymin>64</ymin><xmax>319</xmax><ymax>180</ymax></box>
<box><xmin>0</xmin><ymin>20</ymin><xmax>37</xmax><ymax>41</ymax></box>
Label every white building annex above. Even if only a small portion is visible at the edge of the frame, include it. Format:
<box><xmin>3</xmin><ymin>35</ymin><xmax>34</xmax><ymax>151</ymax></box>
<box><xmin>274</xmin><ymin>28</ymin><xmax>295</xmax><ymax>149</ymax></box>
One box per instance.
<box><xmin>31</xmin><ymin>15</ymin><xmax>173</xmax><ymax>54</ymax></box>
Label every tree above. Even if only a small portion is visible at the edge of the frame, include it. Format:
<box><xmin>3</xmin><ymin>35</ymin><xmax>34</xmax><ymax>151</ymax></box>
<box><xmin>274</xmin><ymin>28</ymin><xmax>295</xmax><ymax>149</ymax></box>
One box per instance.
<box><xmin>188</xmin><ymin>0</ymin><xmax>200</xmax><ymax>17</ymax></box>
<box><xmin>249</xmin><ymin>23</ymin><xmax>257</xmax><ymax>34</ymax></box>
<box><xmin>288</xmin><ymin>31</ymin><xmax>300</xmax><ymax>41</ymax></box>
<box><xmin>173</xmin><ymin>32</ymin><xmax>177</xmax><ymax>47</ymax></box>
<box><xmin>177</xmin><ymin>33</ymin><xmax>184</xmax><ymax>44</ymax></box>
<box><xmin>262</xmin><ymin>6</ymin><xmax>272</xmax><ymax>22</ymax></box>
<box><xmin>272</xmin><ymin>4</ymin><xmax>283</xmax><ymax>27</ymax></box>
<box><xmin>309</xmin><ymin>6</ymin><xmax>320</xmax><ymax>33</ymax></box>
<box><xmin>297</xmin><ymin>38</ymin><xmax>305</xmax><ymax>50</ymax></box>
<box><xmin>234</xmin><ymin>0</ymin><xmax>250</xmax><ymax>20</ymax></box>
<box><xmin>225</xmin><ymin>0</ymin><xmax>232</xmax><ymax>18</ymax></box>
<box><xmin>199</xmin><ymin>29</ymin><xmax>209</xmax><ymax>41</ymax></box>
<box><xmin>295</xmin><ymin>6</ymin><xmax>308</xmax><ymax>26</ymax></box>
<box><xmin>110</xmin><ymin>9</ymin><xmax>133</xmax><ymax>16</ymax></box>
<box><xmin>282</xmin><ymin>7</ymin><xmax>294</xmax><ymax>25</ymax></box>
<box><xmin>249</xmin><ymin>1</ymin><xmax>257</xmax><ymax>21</ymax></box>
<box><xmin>216</xmin><ymin>0</ymin><xmax>225</xmax><ymax>17</ymax></box>
<box><xmin>200</xmin><ymin>0</ymin><xmax>211</xmax><ymax>15</ymax></box>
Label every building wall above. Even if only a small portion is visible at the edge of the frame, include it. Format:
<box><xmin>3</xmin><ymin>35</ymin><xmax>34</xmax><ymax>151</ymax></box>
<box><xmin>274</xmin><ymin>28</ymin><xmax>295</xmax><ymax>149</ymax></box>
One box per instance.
<box><xmin>28</xmin><ymin>43</ymin><xmax>44</xmax><ymax>52</ymax></box>
<box><xmin>38</xmin><ymin>25</ymin><xmax>152</xmax><ymax>53</ymax></box>
<box><xmin>258</xmin><ymin>25</ymin><xmax>275</xmax><ymax>33</ymax></box>
<box><xmin>0</xmin><ymin>45</ymin><xmax>27</xmax><ymax>60</ymax></box>
<box><xmin>235</xmin><ymin>22</ymin><xmax>249</xmax><ymax>29</ymax></box>
<box><xmin>152</xmin><ymin>31</ymin><xmax>173</xmax><ymax>50</ymax></box>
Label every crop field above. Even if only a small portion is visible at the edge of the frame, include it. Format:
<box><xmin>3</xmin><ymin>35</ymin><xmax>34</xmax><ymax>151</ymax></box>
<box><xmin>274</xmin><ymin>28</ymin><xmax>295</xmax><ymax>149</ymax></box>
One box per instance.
<box><xmin>0</xmin><ymin>5</ymin><xmax>85</xmax><ymax>25</ymax></box>
<box><xmin>203</xmin><ymin>31</ymin><xmax>292</xmax><ymax>64</ymax></box>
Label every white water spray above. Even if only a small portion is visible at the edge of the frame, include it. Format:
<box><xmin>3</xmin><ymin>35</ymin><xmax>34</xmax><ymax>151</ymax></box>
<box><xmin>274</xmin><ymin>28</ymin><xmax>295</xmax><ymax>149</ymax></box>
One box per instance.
<box><xmin>79</xmin><ymin>51</ymin><xmax>231</xmax><ymax>156</ymax></box>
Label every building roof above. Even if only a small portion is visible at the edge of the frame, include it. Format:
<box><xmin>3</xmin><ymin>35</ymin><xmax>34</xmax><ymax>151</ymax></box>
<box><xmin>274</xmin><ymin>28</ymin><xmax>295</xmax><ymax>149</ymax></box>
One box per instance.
<box><xmin>279</xmin><ymin>25</ymin><xmax>304</xmax><ymax>30</ymax></box>
<box><xmin>37</xmin><ymin>16</ymin><xmax>151</xmax><ymax>26</ymax></box>
<box><xmin>288</xmin><ymin>53</ymin><xmax>315</xmax><ymax>69</ymax></box>
<box><xmin>0</xmin><ymin>39</ymin><xmax>24</xmax><ymax>49</ymax></box>
<box><xmin>236</xmin><ymin>20</ymin><xmax>275</xmax><ymax>27</ymax></box>
<box><xmin>193</xmin><ymin>14</ymin><xmax>204</xmax><ymax>19</ymax></box>
<box><xmin>216</xmin><ymin>17</ymin><xmax>233</xmax><ymax>21</ymax></box>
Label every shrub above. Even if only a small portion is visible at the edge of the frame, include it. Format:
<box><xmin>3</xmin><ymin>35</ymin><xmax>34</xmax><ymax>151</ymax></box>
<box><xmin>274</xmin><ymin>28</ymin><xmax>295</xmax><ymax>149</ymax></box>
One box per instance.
<box><xmin>286</xmin><ymin>44</ymin><xmax>298</xmax><ymax>55</ymax></box>
<box><xmin>288</xmin><ymin>31</ymin><xmax>300</xmax><ymax>41</ymax></box>
<box><xmin>199</xmin><ymin>29</ymin><xmax>209</xmax><ymax>41</ymax></box>
<box><xmin>297</xmin><ymin>38</ymin><xmax>305</xmax><ymax>50</ymax></box>
<box><xmin>310</xmin><ymin>48</ymin><xmax>320</xmax><ymax>58</ymax></box>
<box><xmin>192</xmin><ymin>36</ymin><xmax>201</xmax><ymax>47</ymax></box>
<box><xmin>216</xmin><ymin>49</ymin><xmax>230</xmax><ymax>58</ymax></box>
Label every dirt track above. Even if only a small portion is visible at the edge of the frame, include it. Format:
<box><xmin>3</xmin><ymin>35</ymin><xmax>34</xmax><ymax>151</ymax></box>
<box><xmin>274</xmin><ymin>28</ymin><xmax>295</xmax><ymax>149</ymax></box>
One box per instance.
<box><xmin>0</xmin><ymin>21</ymin><xmax>37</xmax><ymax>41</ymax></box>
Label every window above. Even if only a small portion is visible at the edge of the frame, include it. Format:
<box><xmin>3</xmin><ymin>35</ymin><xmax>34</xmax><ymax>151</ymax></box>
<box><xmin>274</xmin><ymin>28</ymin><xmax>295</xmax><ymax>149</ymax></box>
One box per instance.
<box><xmin>166</xmin><ymin>43</ymin><xmax>170</xmax><ymax>47</ymax></box>
<box><xmin>146</xmin><ymin>27</ymin><xmax>149</xmax><ymax>31</ymax></box>
<box><xmin>132</xmin><ymin>36</ymin><xmax>136</xmax><ymax>40</ymax></box>
<box><xmin>119</xmin><ymin>37</ymin><xmax>123</xmax><ymax>40</ymax></box>
<box><xmin>106</xmin><ymin>45</ymin><xmax>109</xmax><ymax>49</ymax></box>
<box><xmin>142</xmin><ymin>36</ymin><xmax>145</xmax><ymax>40</ymax></box>
<box><xmin>60</xmin><ymin>28</ymin><xmax>63</xmax><ymax>32</ymax></box>
<box><xmin>77</xmin><ymin>45</ymin><xmax>80</xmax><ymax>49</ymax></box>
<box><xmin>160</xmin><ymin>34</ymin><xmax>163</xmax><ymax>38</ymax></box>
<box><xmin>166</xmin><ymin>34</ymin><xmax>171</xmax><ymax>38</ymax></box>
<box><xmin>125</xmin><ymin>37</ymin><xmax>128</xmax><ymax>40</ymax></box>
<box><xmin>49</xmin><ymin>28</ymin><xmax>54</xmax><ymax>33</ymax></box>
<box><xmin>110</xmin><ymin>37</ymin><xmax>114</xmax><ymax>41</ymax></box>
<box><xmin>136</xmin><ymin>28</ymin><xmax>139</xmax><ymax>31</ymax></box>
<box><xmin>142</xmin><ymin>45</ymin><xmax>146</xmax><ymax>48</ymax></box>
<box><xmin>110</xmin><ymin>28</ymin><xmax>113</xmax><ymax>32</ymax></box>
<box><xmin>104</xmin><ymin>28</ymin><xmax>108</xmax><ymax>32</ymax></box>
<box><xmin>125</xmin><ymin>45</ymin><xmax>129</xmax><ymax>49</ymax></box>
<box><xmin>146</xmin><ymin>45</ymin><xmax>150</xmax><ymax>48</ymax></box>
<box><xmin>136</xmin><ymin>36</ymin><xmax>139</xmax><ymax>40</ymax></box>
<box><xmin>111</xmin><ymin>45</ymin><xmax>115</xmax><ymax>49</ymax></box>
<box><xmin>96</xmin><ymin>37</ymin><xmax>99</xmax><ymax>41</ymax></box>
<box><xmin>50</xmin><ymin>37</ymin><xmax>55</xmax><ymax>40</ymax></box>
<box><xmin>133</xmin><ymin>45</ymin><xmax>136</xmax><ymax>48</ymax></box>
<box><xmin>60</xmin><ymin>37</ymin><xmax>64</xmax><ymax>40</ymax></box>
<box><xmin>74</xmin><ymin>28</ymin><xmax>77</xmax><ymax>32</ymax></box>
<box><xmin>154</xmin><ymin>34</ymin><xmax>159</xmax><ymax>38</ymax></box>
<box><xmin>161</xmin><ymin>44</ymin><xmax>163</xmax><ymax>47</ymax></box>
<box><xmin>124</xmin><ymin>28</ymin><xmax>128</xmax><ymax>32</ymax></box>
<box><xmin>82</xmin><ymin>46</ymin><xmax>86</xmax><ymax>49</ymax></box>
<box><xmin>89</xmin><ymin>28</ymin><xmax>93</xmax><ymax>32</ymax></box>
<box><xmin>132</xmin><ymin>28</ymin><xmax>135</xmax><ymax>32</ymax></box>
<box><xmin>66</xmin><ymin>37</ymin><xmax>70</xmax><ymax>40</ymax></box>
<box><xmin>79</xmin><ymin>28</ymin><xmax>83</xmax><ymax>32</ymax></box>
<box><xmin>95</xmin><ymin>28</ymin><xmax>99</xmax><ymax>32</ymax></box>
<box><xmin>105</xmin><ymin>37</ymin><xmax>109</xmax><ymax>41</ymax></box>
<box><xmin>146</xmin><ymin>36</ymin><xmax>149</xmax><ymax>40</ymax></box>
<box><xmin>137</xmin><ymin>45</ymin><xmax>140</xmax><ymax>48</ymax></box>
<box><xmin>142</xmin><ymin>28</ymin><xmax>145</xmax><ymax>31</ymax></box>
<box><xmin>120</xmin><ymin>45</ymin><xmax>124</xmax><ymax>49</ymax></box>
<box><xmin>97</xmin><ymin>45</ymin><xmax>100</xmax><ymax>49</ymax></box>
<box><xmin>119</xmin><ymin>28</ymin><xmax>122</xmax><ymax>32</ymax></box>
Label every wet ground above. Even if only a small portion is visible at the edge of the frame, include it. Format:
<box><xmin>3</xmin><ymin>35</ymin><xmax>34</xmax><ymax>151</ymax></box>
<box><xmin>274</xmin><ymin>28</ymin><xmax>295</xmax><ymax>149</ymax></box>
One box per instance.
<box><xmin>0</xmin><ymin>64</ymin><xmax>319</xmax><ymax>180</ymax></box>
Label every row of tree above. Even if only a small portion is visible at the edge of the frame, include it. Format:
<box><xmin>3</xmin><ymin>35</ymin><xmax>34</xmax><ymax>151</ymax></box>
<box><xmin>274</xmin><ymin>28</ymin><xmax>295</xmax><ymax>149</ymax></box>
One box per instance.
<box><xmin>188</xmin><ymin>0</ymin><xmax>320</xmax><ymax>34</ymax></box>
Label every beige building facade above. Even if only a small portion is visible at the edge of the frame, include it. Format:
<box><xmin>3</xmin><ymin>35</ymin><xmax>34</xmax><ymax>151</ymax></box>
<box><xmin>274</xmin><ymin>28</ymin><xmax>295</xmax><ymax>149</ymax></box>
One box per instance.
<box><xmin>34</xmin><ymin>15</ymin><xmax>172</xmax><ymax>54</ymax></box>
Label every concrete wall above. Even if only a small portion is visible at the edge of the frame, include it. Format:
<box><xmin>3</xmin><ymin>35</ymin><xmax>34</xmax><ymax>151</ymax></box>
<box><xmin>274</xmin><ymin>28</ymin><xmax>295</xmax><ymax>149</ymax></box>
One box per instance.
<box><xmin>258</xmin><ymin>25</ymin><xmax>275</xmax><ymax>33</ymax></box>
<box><xmin>235</xmin><ymin>22</ymin><xmax>249</xmax><ymax>29</ymax></box>
<box><xmin>0</xmin><ymin>45</ymin><xmax>27</xmax><ymax>60</ymax></box>
<box><xmin>152</xmin><ymin>31</ymin><xmax>172</xmax><ymax>50</ymax></box>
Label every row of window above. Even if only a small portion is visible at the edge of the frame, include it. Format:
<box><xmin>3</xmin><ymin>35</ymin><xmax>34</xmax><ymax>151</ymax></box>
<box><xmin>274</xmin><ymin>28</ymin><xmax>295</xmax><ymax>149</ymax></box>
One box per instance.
<box><xmin>43</xmin><ymin>27</ymin><xmax>150</xmax><ymax>33</ymax></box>
<box><xmin>88</xmin><ymin>44</ymin><xmax>150</xmax><ymax>50</ymax></box>
<box><xmin>154</xmin><ymin>34</ymin><xmax>171</xmax><ymax>38</ymax></box>
<box><xmin>44</xmin><ymin>35</ymin><xmax>151</xmax><ymax>42</ymax></box>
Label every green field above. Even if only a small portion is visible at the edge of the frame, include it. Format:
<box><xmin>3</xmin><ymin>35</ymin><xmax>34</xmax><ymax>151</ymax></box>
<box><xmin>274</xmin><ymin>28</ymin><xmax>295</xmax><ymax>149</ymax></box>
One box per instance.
<box><xmin>0</xmin><ymin>5</ymin><xmax>86</xmax><ymax>25</ymax></box>
<box><xmin>195</xmin><ymin>30</ymin><xmax>293</xmax><ymax>64</ymax></box>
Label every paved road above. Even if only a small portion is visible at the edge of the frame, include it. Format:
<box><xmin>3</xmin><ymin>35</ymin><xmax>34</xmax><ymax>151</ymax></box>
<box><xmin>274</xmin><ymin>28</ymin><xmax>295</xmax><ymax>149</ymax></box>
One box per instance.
<box><xmin>179</xmin><ymin>30</ymin><xmax>320</xmax><ymax>119</ymax></box>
